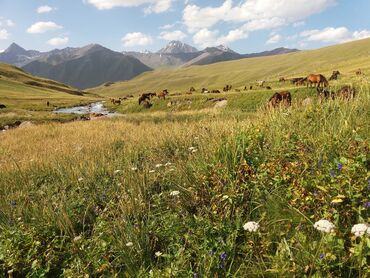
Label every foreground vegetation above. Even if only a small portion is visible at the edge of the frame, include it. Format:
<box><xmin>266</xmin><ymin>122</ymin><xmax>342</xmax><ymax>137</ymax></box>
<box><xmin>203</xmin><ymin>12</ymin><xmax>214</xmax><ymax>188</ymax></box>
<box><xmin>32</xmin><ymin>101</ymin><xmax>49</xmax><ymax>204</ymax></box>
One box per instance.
<box><xmin>0</xmin><ymin>79</ymin><xmax>369</xmax><ymax>276</ymax></box>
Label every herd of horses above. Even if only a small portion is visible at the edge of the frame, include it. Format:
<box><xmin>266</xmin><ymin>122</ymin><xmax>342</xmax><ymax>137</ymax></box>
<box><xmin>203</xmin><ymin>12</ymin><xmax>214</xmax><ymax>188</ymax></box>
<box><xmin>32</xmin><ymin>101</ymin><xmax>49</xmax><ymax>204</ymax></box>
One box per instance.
<box><xmin>109</xmin><ymin>68</ymin><xmax>363</xmax><ymax>110</ymax></box>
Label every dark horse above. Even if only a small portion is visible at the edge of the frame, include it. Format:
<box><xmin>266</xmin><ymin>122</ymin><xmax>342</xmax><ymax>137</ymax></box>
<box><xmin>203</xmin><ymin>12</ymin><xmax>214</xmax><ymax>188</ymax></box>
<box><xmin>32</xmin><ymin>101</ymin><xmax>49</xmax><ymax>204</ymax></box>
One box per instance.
<box><xmin>329</xmin><ymin>70</ymin><xmax>340</xmax><ymax>81</ymax></box>
<box><xmin>268</xmin><ymin>91</ymin><xmax>292</xmax><ymax>108</ymax></box>
<box><xmin>306</xmin><ymin>74</ymin><xmax>329</xmax><ymax>88</ymax></box>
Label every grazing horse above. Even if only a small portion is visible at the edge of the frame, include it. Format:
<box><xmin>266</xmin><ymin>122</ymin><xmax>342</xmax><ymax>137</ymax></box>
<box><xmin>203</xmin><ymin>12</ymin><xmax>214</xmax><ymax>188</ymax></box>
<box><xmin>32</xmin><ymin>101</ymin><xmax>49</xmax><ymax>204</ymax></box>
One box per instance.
<box><xmin>111</xmin><ymin>98</ymin><xmax>121</xmax><ymax>105</ymax></box>
<box><xmin>157</xmin><ymin>89</ymin><xmax>169</xmax><ymax>100</ymax></box>
<box><xmin>356</xmin><ymin>69</ymin><xmax>362</xmax><ymax>76</ymax></box>
<box><xmin>291</xmin><ymin>77</ymin><xmax>305</xmax><ymax>85</ymax></box>
<box><xmin>142</xmin><ymin>100</ymin><xmax>153</xmax><ymax>109</ymax></box>
<box><xmin>0</xmin><ymin>104</ymin><xmax>6</xmax><ymax>109</ymax></box>
<box><xmin>190</xmin><ymin>87</ymin><xmax>196</xmax><ymax>92</ymax></box>
<box><xmin>138</xmin><ymin>94</ymin><xmax>151</xmax><ymax>105</ymax></box>
<box><xmin>317</xmin><ymin>87</ymin><xmax>335</xmax><ymax>102</ymax></box>
<box><xmin>266</xmin><ymin>86</ymin><xmax>272</xmax><ymax>90</ymax></box>
<box><xmin>268</xmin><ymin>91</ymin><xmax>292</xmax><ymax>108</ymax></box>
<box><xmin>201</xmin><ymin>88</ymin><xmax>209</xmax><ymax>93</ymax></box>
<box><xmin>211</xmin><ymin>89</ymin><xmax>221</xmax><ymax>94</ymax></box>
<box><xmin>250</xmin><ymin>85</ymin><xmax>253</xmax><ymax>90</ymax></box>
<box><xmin>336</xmin><ymin>85</ymin><xmax>356</xmax><ymax>100</ymax></box>
<box><xmin>306</xmin><ymin>74</ymin><xmax>329</xmax><ymax>88</ymax></box>
<box><xmin>279</xmin><ymin>77</ymin><xmax>286</xmax><ymax>82</ymax></box>
<box><xmin>329</xmin><ymin>70</ymin><xmax>340</xmax><ymax>81</ymax></box>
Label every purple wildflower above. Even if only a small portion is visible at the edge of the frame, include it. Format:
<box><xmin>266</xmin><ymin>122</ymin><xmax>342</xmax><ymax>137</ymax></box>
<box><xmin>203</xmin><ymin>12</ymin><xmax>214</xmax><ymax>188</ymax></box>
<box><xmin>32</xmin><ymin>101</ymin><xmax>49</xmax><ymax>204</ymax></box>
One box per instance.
<box><xmin>318</xmin><ymin>159</ymin><xmax>323</xmax><ymax>167</ymax></box>
<box><xmin>193</xmin><ymin>273</ymin><xmax>198</xmax><ymax>278</ymax></box>
<box><xmin>337</xmin><ymin>163</ymin><xmax>343</xmax><ymax>171</ymax></box>
<box><xmin>10</xmin><ymin>200</ymin><xmax>16</xmax><ymax>209</ymax></box>
<box><xmin>367</xmin><ymin>178</ymin><xmax>370</xmax><ymax>189</ymax></box>
<box><xmin>220</xmin><ymin>252</ymin><xmax>227</xmax><ymax>261</ymax></box>
<box><xmin>319</xmin><ymin>253</ymin><xmax>325</xmax><ymax>260</ymax></box>
<box><xmin>313</xmin><ymin>190</ymin><xmax>319</xmax><ymax>197</ymax></box>
<box><xmin>363</xmin><ymin>202</ymin><xmax>370</xmax><ymax>208</ymax></box>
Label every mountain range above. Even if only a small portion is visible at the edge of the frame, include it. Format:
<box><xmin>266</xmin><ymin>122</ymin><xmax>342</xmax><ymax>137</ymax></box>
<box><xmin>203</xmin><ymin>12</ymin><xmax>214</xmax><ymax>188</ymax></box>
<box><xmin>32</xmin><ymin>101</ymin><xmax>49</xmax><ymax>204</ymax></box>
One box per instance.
<box><xmin>0</xmin><ymin>41</ymin><xmax>298</xmax><ymax>89</ymax></box>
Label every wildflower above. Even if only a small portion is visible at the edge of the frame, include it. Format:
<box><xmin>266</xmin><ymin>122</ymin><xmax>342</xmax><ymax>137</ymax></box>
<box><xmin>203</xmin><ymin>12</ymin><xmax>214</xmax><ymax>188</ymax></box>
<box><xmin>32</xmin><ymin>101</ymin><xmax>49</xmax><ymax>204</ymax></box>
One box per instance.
<box><xmin>319</xmin><ymin>253</ymin><xmax>325</xmax><ymax>260</ymax></box>
<box><xmin>155</xmin><ymin>164</ymin><xmax>163</xmax><ymax>168</ymax></box>
<box><xmin>73</xmin><ymin>236</ymin><xmax>82</xmax><ymax>242</ymax></box>
<box><xmin>243</xmin><ymin>221</ymin><xmax>260</xmax><ymax>232</ymax></box>
<box><xmin>149</xmin><ymin>170</ymin><xmax>155</xmax><ymax>173</ymax></box>
<box><xmin>368</xmin><ymin>178</ymin><xmax>370</xmax><ymax>189</ymax></box>
<box><xmin>155</xmin><ymin>251</ymin><xmax>162</xmax><ymax>257</ymax></box>
<box><xmin>351</xmin><ymin>224</ymin><xmax>369</xmax><ymax>237</ymax></box>
<box><xmin>78</xmin><ymin>177</ymin><xmax>84</xmax><ymax>182</ymax></box>
<box><xmin>219</xmin><ymin>252</ymin><xmax>227</xmax><ymax>269</ymax></box>
<box><xmin>337</xmin><ymin>163</ymin><xmax>343</xmax><ymax>171</ymax></box>
<box><xmin>10</xmin><ymin>200</ymin><xmax>16</xmax><ymax>209</ymax></box>
<box><xmin>165</xmin><ymin>162</ymin><xmax>172</xmax><ymax>167</ymax></box>
<box><xmin>313</xmin><ymin>219</ymin><xmax>335</xmax><ymax>233</ymax></box>
<box><xmin>208</xmin><ymin>250</ymin><xmax>215</xmax><ymax>256</ymax></box>
<box><xmin>188</xmin><ymin>146</ymin><xmax>198</xmax><ymax>153</ymax></box>
<box><xmin>126</xmin><ymin>242</ymin><xmax>133</xmax><ymax>247</ymax></box>
<box><xmin>193</xmin><ymin>273</ymin><xmax>198</xmax><ymax>278</ymax></box>
<box><xmin>363</xmin><ymin>202</ymin><xmax>370</xmax><ymax>208</ymax></box>
<box><xmin>114</xmin><ymin>170</ymin><xmax>121</xmax><ymax>174</ymax></box>
<box><xmin>169</xmin><ymin>190</ymin><xmax>180</xmax><ymax>197</ymax></box>
<box><xmin>131</xmin><ymin>167</ymin><xmax>138</xmax><ymax>171</ymax></box>
<box><xmin>329</xmin><ymin>170</ymin><xmax>336</xmax><ymax>177</ymax></box>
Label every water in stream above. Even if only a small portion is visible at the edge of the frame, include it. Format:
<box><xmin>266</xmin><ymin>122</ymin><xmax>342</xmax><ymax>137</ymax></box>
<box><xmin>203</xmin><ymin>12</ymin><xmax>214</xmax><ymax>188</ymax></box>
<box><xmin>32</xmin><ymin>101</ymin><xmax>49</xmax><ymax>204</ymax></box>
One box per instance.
<box><xmin>54</xmin><ymin>102</ymin><xmax>120</xmax><ymax>117</ymax></box>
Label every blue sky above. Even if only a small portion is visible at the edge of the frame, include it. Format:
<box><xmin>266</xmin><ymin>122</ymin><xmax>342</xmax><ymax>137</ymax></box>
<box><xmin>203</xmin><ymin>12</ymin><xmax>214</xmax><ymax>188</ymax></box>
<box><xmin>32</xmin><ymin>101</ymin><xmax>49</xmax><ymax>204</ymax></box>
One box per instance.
<box><xmin>0</xmin><ymin>0</ymin><xmax>370</xmax><ymax>53</ymax></box>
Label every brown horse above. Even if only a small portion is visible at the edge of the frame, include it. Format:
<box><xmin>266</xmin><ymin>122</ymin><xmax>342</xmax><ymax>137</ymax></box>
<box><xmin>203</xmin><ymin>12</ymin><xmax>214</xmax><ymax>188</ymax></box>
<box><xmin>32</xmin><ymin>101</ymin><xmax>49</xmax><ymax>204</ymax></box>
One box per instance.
<box><xmin>157</xmin><ymin>89</ymin><xmax>169</xmax><ymax>100</ymax></box>
<box><xmin>268</xmin><ymin>91</ymin><xmax>292</xmax><ymax>108</ymax></box>
<box><xmin>317</xmin><ymin>87</ymin><xmax>335</xmax><ymax>102</ymax></box>
<box><xmin>111</xmin><ymin>98</ymin><xmax>121</xmax><ymax>105</ymax></box>
<box><xmin>306</xmin><ymin>74</ymin><xmax>329</xmax><ymax>88</ymax></box>
<box><xmin>329</xmin><ymin>70</ymin><xmax>340</xmax><ymax>81</ymax></box>
<box><xmin>336</xmin><ymin>85</ymin><xmax>356</xmax><ymax>100</ymax></box>
<box><xmin>138</xmin><ymin>94</ymin><xmax>151</xmax><ymax>104</ymax></box>
<box><xmin>356</xmin><ymin>69</ymin><xmax>362</xmax><ymax>76</ymax></box>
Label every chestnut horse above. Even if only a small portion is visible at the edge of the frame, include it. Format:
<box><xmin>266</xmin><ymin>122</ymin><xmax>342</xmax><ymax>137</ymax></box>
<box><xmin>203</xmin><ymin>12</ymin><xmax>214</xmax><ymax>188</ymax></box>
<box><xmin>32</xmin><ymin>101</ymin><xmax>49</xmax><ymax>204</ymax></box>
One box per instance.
<box><xmin>306</xmin><ymin>74</ymin><xmax>329</xmax><ymax>88</ymax></box>
<box><xmin>268</xmin><ymin>91</ymin><xmax>292</xmax><ymax>108</ymax></box>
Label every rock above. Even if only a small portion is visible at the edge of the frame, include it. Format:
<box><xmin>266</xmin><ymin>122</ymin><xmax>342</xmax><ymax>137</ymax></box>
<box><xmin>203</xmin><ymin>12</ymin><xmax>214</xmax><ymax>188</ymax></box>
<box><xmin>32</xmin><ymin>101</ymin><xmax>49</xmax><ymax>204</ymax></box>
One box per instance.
<box><xmin>214</xmin><ymin>100</ymin><xmax>228</xmax><ymax>108</ymax></box>
<box><xmin>18</xmin><ymin>121</ymin><xmax>34</xmax><ymax>128</ymax></box>
<box><xmin>302</xmin><ymin>97</ymin><xmax>313</xmax><ymax>107</ymax></box>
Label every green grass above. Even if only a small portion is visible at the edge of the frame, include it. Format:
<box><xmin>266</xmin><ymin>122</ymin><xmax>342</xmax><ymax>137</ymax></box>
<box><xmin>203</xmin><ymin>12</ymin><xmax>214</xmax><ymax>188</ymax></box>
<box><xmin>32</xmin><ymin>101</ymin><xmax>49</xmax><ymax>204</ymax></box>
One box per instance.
<box><xmin>0</xmin><ymin>40</ymin><xmax>369</xmax><ymax>277</ymax></box>
<box><xmin>91</xmin><ymin>38</ymin><xmax>370</xmax><ymax>97</ymax></box>
<box><xmin>0</xmin><ymin>63</ymin><xmax>101</xmax><ymax>128</ymax></box>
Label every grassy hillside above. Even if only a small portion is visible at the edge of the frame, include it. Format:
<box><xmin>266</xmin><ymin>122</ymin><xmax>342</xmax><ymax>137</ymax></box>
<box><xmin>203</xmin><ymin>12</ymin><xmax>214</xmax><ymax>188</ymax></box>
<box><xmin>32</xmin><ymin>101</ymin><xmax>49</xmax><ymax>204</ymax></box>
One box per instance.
<box><xmin>0</xmin><ymin>63</ymin><xmax>99</xmax><ymax>128</ymax></box>
<box><xmin>91</xmin><ymin>38</ymin><xmax>370</xmax><ymax>97</ymax></box>
<box><xmin>0</xmin><ymin>83</ymin><xmax>368</xmax><ymax>276</ymax></box>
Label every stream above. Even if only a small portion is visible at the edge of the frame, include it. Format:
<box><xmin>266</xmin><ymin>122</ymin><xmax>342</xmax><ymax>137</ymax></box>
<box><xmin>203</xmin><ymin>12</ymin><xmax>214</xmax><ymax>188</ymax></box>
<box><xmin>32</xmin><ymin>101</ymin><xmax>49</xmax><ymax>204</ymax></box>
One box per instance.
<box><xmin>54</xmin><ymin>102</ymin><xmax>120</xmax><ymax>117</ymax></box>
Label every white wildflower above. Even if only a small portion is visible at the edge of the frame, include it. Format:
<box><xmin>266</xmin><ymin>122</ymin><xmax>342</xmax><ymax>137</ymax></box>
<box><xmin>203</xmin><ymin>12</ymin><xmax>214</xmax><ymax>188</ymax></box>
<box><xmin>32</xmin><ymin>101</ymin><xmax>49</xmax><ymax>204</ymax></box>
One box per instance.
<box><xmin>155</xmin><ymin>251</ymin><xmax>162</xmax><ymax>257</ymax></box>
<box><xmin>114</xmin><ymin>170</ymin><xmax>121</xmax><ymax>174</ymax></box>
<box><xmin>78</xmin><ymin>177</ymin><xmax>84</xmax><ymax>182</ymax></box>
<box><xmin>314</xmin><ymin>219</ymin><xmax>335</xmax><ymax>233</ymax></box>
<box><xmin>243</xmin><ymin>221</ymin><xmax>259</xmax><ymax>232</ymax></box>
<box><xmin>73</xmin><ymin>236</ymin><xmax>82</xmax><ymax>242</ymax></box>
<box><xmin>165</xmin><ymin>162</ymin><xmax>172</xmax><ymax>167</ymax></box>
<box><xmin>126</xmin><ymin>242</ymin><xmax>133</xmax><ymax>247</ymax></box>
<box><xmin>155</xmin><ymin>164</ymin><xmax>163</xmax><ymax>168</ymax></box>
<box><xmin>170</xmin><ymin>190</ymin><xmax>180</xmax><ymax>197</ymax></box>
<box><xmin>131</xmin><ymin>167</ymin><xmax>138</xmax><ymax>171</ymax></box>
<box><xmin>149</xmin><ymin>170</ymin><xmax>155</xmax><ymax>173</ymax></box>
<box><xmin>351</xmin><ymin>224</ymin><xmax>369</xmax><ymax>237</ymax></box>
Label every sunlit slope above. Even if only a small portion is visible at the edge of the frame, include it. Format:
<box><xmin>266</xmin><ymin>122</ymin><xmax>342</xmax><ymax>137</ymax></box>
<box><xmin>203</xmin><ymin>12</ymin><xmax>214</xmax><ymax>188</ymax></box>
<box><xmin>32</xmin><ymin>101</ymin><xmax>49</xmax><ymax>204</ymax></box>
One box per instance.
<box><xmin>0</xmin><ymin>63</ymin><xmax>98</xmax><ymax>109</ymax></box>
<box><xmin>92</xmin><ymin>38</ymin><xmax>370</xmax><ymax>97</ymax></box>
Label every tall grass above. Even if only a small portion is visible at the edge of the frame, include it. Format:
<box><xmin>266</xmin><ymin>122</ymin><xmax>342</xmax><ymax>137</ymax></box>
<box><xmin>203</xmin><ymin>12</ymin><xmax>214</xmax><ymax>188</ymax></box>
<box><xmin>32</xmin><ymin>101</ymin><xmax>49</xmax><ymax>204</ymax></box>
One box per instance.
<box><xmin>0</xmin><ymin>83</ymin><xmax>369</xmax><ymax>277</ymax></box>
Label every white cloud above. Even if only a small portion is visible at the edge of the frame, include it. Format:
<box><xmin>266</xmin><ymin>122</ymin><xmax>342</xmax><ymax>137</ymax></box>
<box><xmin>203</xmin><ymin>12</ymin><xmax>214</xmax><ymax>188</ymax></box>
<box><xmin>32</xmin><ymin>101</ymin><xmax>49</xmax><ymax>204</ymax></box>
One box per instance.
<box><xmin>300</xmin><ymin>27</ymin><xmax>370</xmax><ymax>44</ymax></box>
<box><xmin>37</xmin><ymin>5</ymin><xmax>54</xmax><ymax>14</ymax></box>
<box><xmin>122</xmin><ymin>32</ymin><xmax>153</xmax><ymax>47</ymax></box>
<box><xmin>0</xmin><ymin>49</ymin><xmax>4</xmax><ymax>53</ymax></box>
<box><xmin>183</xmin><ymin>0</ymin><xmax>336</xmax><ymax>33</ymax></box>
<box><xmin>266</xmin><ymin>33</ymin><xmax>282</xmax><ymax>44</ymax></box>
<box><xmin>84</xmin><ymin>0</ymin><xmax>173</xmax><ymax>13</ymax></box>
<box><xmin>27</xmin><ymin>21</ymin><xmax>62</xmax><ymax>34</ymax></box>
<box><xmin>351</xmin><ymin>30</ymin><xmax>370</xmax><ymax>41</ymax></box>
<box><xmin>48</xmin><ymin>37</ymin><xmax>69</xmax><ymax>46</ymax></box>
<box><xmin>0</xmin><ymin>17</ymin><xmax>15</xmax><ymax>27</ymax></box>
<box><xmin>300</xmin><ymin>27</ymin><xmax>350</xmax><ymax>42</ymax></box>
<box><xmin>160</xmin><ymin>24</ymin><xmax>175</xmax><ymax>30</ymax></box>
<box><xmin>159</xmin><ymin>30</ymin><xmax>186</xmax><ymax>41</ymax></box>
<box><xmin>192</xmin><ymin>27</ymin><xmax>248</xmax><ymax>48</ymax></box>
<box><xmin>0</xmin><ymin>29</ymin><xmax>9</xmax><ymax>40</ymax></box>
<box><xmin>293</xmin><ymin>21</ymin><xmax>305</xmax><ymax>27</ymax></box>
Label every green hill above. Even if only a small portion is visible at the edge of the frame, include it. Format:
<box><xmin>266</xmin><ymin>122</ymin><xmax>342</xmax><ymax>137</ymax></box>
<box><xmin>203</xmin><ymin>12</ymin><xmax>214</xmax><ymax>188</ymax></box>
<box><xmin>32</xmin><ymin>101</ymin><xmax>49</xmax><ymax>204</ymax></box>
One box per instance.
<box><xmin>91</xmin><ymin>38</ymin><xmax>370</xmax><ymax>97</ymax></box>
<box><xmin>0</xmin><ymin>63</ymin><xmax>99</xmax><ymax>128</ymax></box>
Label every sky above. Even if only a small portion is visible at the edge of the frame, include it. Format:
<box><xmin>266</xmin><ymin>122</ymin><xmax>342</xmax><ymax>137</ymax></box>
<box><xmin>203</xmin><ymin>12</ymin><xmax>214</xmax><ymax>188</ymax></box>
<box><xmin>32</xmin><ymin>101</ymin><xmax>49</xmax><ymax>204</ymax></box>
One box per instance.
<box><xmin>0</xmin><ymin>0</ymin><xmax>370</xmax><ymax>53</ymax></box>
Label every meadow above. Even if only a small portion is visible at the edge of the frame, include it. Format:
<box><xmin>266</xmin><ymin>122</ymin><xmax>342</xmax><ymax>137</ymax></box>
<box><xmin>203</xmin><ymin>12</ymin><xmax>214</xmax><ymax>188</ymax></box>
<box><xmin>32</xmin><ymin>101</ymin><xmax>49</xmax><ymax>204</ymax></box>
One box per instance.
<box><xmin>0</xmin><ymin>39</ymin><xmax>369</xmax><ymax>277</ymax></box>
